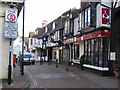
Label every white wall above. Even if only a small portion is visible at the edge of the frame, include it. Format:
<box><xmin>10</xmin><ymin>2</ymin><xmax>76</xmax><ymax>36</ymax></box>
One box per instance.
<box><xmin>0</xmin><ymin>3</ymin><xmax>13</xmax><ymax>79</ymax></box>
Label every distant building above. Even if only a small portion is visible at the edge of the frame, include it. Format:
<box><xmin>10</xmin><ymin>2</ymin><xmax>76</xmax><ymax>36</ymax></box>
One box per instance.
<box><xmin>28</xmin><ymin>32</ymin><xmax>35</xmax><ymax>56</ymax></box>
<box><xmin>42</xmin><ymin>20</ymin><xmax>48</xmax><ymax>27</ymax></box>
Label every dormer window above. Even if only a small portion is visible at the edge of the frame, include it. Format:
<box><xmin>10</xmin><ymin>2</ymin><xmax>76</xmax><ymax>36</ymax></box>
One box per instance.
<box><xmin>45</xmin><ymin>26</ymin><xmax>48</xmax><ymax>33</ymax></box>
<box><xmin>69</xmin><ymin>14</ymin><xmax>72</xmax><ymax>19</ymax></box>
<box><xmin>53</xmin><ymin>22</ymin><xmax>55</xmax><ymax>30</ymax></box>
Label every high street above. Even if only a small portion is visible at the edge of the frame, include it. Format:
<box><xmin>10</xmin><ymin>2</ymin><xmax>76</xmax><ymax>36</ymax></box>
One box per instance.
<box><xmin>24</xmin><ymin>62</ymin><xmax>118</xmax><ymax>88</ymax></box>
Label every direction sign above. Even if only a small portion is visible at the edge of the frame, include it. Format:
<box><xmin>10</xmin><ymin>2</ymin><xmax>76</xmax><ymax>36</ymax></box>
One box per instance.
<box><xmin>5</xmin><ymin>8</ymin><xmax>18</xmax><ymax>22</ymax></box>
<box><xmin>4</xmin><ymin>22</ymin><xmax>18</xmax><ymax>39</ymax></box>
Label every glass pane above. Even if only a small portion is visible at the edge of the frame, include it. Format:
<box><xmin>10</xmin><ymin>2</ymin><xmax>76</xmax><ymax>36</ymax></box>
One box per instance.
<box><xmin>99</xmin><ymin>38</ymin><xmax>103</xmax><ymax>67</ymax></box>
<box><xmin>85</xmin><ymin>9</ymin><xmax>87</xmax><ymax>28</ymax></box>
<box><xmin>88</xmin><ymin>8</ymin><xmax>91</xmax><ymax>26</ymax></box>
<box><xmin>82</xmin><ymin>11</ymin><xmax>84</xmax><ymax>29</ymax></box>
<box><xmin>84</xmin><ymin>41</ymin><xmax>87</xmax><ymax>63</ymax></box>
<box><xmin>79</xmin><ymin>13</ymin><xmax>82</xmax><ymax>30</ymax></box>
<box><xmin>88</xmin><ymin>40</ymin><xmax>91</xmax><ymax>64</ymax></box>
<box><xmin>91</xmin><ymin>39</ymin><xmax>94</xmax><ymax>65</ymax></box>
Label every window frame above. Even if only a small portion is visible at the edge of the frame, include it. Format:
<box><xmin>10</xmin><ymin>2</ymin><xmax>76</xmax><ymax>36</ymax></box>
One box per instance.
<box><xmin>85</xmin><ymin>7</ymin><xmax>91</xmax><ymax>28</ymax></box>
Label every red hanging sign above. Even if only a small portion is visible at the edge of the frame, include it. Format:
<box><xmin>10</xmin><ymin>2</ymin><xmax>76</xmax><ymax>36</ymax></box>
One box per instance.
<box><xmin>102</xmin><ymin>8</ymin><xmax>110</xmax><ymax>24</ymax></box>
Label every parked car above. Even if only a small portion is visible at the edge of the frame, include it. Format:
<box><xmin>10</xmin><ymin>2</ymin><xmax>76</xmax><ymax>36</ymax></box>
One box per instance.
<box><xmin>18</xmin><ymin>53</ymin><xmax>35</xmax><ymax>65</ymax></box>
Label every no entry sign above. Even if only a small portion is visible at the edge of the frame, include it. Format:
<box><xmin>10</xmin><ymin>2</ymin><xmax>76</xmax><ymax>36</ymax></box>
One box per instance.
<box><xmin>5</xmin><ymin>8</ymin><xmax>18</xmax><ymax>22</ymax></box>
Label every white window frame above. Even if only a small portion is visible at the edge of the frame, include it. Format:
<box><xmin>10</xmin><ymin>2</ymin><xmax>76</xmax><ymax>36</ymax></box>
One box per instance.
<box><xmin>85</xmin><ymin>7</ymin><xmax>91</xmax><ymax>28</ymax></box>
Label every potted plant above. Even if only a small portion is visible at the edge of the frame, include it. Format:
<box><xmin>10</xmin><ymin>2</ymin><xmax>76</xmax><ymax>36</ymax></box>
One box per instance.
<box><xmin>50</xmin><ymin>37</ymin><xmax>55</xmax><ymax>43</ymax></box>
<box><xmin>31</xmin><ymin>49</ymin><xmax>35</xmax><ymax>53</ymax></box>
<box><xmin>80</xmin><ymin>55</ymin><xmax>84</xmax><ymax>70</ymax></box>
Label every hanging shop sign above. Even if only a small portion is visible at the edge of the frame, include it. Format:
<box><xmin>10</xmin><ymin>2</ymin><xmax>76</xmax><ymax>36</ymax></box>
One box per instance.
<box><xmin>102</xmin><ymin>8</ymin><xmax>110</xmax><ymax>24</ymax></box>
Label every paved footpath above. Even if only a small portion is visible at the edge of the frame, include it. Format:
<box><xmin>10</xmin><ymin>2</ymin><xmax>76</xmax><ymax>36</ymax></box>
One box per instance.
<box><xmin>25</xmin><ymin>62</ymin><xmax>119</xmax><ymax>89</ymax></box>
<box><xmin>2</xmin><ymin>66</ymin><xmax>30</xmax><ymax>89</ymax></box>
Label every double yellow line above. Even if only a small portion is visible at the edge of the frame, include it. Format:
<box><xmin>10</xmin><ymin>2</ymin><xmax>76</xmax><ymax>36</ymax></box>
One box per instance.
<box><xmin>25</xmin><ymin>68</ymin><xmax>37</xmax><ymax>88</ymax></box>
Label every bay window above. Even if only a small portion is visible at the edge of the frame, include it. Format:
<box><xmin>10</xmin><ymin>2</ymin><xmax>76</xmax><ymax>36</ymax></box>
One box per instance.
<box><xmin>79</xmin><ymin>13</ymin><xmax>82</xmax><ymax>30</ymax></box>
<box><xmin>85</xmin><ymin>7</ymin><xmax>91</xmax><ymax>28</ymax></box>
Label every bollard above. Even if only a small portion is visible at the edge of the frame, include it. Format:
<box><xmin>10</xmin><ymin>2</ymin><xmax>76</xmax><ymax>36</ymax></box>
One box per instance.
<box><xmin>40</xmin><ymin>58</ymin><xmax>43</xmax><ymax>65</ymax></box>
<box><xmin>56</xmin><ymin>59</ymin><xmax>58</xmax><ymax>68</ymax></box>
<box><xmin>66</xmin><ymin>61</ymin><xmax>69</xmax><ymax>71</ymax></box>
<box><xmin>48</xmin><ymin>60</ymin><xmax>51</xmax><ymax>65</ymax></box>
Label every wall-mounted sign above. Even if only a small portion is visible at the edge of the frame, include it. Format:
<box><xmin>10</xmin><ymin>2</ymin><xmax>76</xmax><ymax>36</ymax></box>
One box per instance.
<box><xmin>102</xmin><ymin>8</ymin><xmax>110</xmax><ymax>24</ymax></box>
<box><xmin>4</xmin><ymin>22</ymin><xmax>18</xmax><ymax>39</ymax></box>
<box><xmin>4</xmin><ymin>8</ymin><xmax>18</xmax><ymax>39</ymax></box>
<box><xmin>110</xmin><ymin>52</ymin><xmax>116</xmax><ymax>61</ymax></box>
<box><xmin>5</xmin><ymin>8</ymin><xmax>18</xmax><ymax>22</ymax></box>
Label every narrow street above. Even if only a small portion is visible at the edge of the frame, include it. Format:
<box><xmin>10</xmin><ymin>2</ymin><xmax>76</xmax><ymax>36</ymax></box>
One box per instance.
<box><xmin>24</xmin><ymin>62</ymin><xmax>118</xmax><ymax>88</ymax></box>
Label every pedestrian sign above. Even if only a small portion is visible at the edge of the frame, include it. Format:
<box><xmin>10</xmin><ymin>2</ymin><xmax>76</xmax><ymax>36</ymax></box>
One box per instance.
<box><xmin>5</xmin><ymin>8</ymin><xmax>18</xmax><ymax>22</ymax></box>
<box><xmin>4</xmin><ymin>22</ymin><xmax>18</xmax><ymax>39</ymax></box>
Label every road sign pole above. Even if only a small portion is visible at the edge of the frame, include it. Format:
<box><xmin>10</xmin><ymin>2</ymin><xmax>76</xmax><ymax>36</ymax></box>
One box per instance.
<box><xmin>8</xmin><ymin>38</ymin><xmax>12</xmax><ymax>85</ymax></box>
<box><xmin>21</xmin><ymin>0</ymin><xmax>25</xmax><ymax>75</ymax></box>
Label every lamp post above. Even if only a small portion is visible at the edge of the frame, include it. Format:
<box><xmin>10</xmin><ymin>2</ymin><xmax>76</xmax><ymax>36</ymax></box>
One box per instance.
<box><xmin>21</xmin><ymin>0</ymin><xmax>25</xmax><ymax>75</ymax></box>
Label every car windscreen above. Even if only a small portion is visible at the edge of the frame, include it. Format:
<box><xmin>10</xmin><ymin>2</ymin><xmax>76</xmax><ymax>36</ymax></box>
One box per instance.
<box><xmin>23</xmin><ymin>54</ymin><xmax>32</xmax><ymax>58</ymax></box>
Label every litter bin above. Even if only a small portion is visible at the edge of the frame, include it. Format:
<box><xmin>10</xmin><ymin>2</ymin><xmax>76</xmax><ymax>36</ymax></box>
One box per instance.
<box><xmin>13</xmin><ymin>54</ymin><xmax>17</xmax><ymax>67</ymax></box>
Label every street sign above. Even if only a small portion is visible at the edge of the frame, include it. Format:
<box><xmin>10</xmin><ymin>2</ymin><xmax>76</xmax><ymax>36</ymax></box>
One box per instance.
<box><xmin>4</xmin><ymin>22</ymin><xmax>18</xmax><ymax>39</ymax></box>
<box><xmin>5</xmin><ymin>8</ymin><xmax>18</xmax><ymax>22</ymax></box>
<box><xmin>4</xmin><ymin>8</ymin><xmax>18</xmax><ymax>39</ymax></box>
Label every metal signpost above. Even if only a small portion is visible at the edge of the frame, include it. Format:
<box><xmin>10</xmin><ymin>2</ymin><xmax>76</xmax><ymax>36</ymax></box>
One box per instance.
<box><xmin>4</xmin><ymin>6</ymin><xmax>18</xmax><ymax>85</ymax></box>
<box><xmin>21</xmin><ymin>0</ymin><xmax>25</xmax><ymax>75</ymax></box>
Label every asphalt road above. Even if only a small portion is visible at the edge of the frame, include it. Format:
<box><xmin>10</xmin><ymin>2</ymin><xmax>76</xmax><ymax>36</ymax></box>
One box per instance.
<box><xmin>24</xmin><ymin>62</ymin><xmax>118</xmax><ymax>88</ymax></box>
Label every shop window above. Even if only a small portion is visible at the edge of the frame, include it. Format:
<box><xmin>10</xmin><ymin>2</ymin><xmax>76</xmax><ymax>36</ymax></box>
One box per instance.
<box><xmin>84</xmin><ymin>41</ymin><xmax>88</xmax><ymax>63</ymax></box>
<box><xmin>99</xmin><ymin>38</ymin><xmax>103</xmax><ymax>67</ymax></box>
<box><xmin>91</xmin><ymin>39</ymin><xmax>94</xmax><ymax>65</ymax></box>
<box><xmin>88</xmin><ymin>40</ymin><xmax>91</xmax><ymax>64</ymax></box>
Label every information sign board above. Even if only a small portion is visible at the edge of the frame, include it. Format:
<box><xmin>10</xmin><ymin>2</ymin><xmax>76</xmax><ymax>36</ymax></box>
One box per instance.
<box><xmin>4</xmin><ymin>22</ymin><xmax>18</xmax><ymax>39</ymax></box>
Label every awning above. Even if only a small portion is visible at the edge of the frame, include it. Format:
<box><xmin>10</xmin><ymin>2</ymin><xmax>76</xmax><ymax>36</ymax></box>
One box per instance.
<box><xmin>64</xmin><ymin>30</ymin><xmax>110</xmax><ymax>44</ymax></box>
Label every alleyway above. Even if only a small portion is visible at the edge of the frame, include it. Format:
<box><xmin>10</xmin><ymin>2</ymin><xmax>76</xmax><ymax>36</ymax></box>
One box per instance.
<box><xmin>24</xmin><ymin>62</ymin><xmax>118</xmax><ymax>88</ymax></box>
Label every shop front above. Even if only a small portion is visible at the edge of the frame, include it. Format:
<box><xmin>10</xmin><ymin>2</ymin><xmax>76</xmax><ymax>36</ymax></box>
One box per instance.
<box><xmin>64</xmin><ymin>30</ymin><xmax>110</xmax><ymax>75</ymax></box>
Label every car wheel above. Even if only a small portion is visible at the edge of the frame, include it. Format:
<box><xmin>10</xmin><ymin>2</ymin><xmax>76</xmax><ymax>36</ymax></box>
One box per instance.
<box><xmin>32</xmin><ymin>61</ymin><xmax>35</xmax><ymax>65</ymax></box>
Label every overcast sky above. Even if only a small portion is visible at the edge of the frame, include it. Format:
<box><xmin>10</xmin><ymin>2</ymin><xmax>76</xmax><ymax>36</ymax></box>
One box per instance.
<box><xmin>18</xmin><ymin>0</ymin><xmax>80</xmax><ymax>37</ymax></box>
